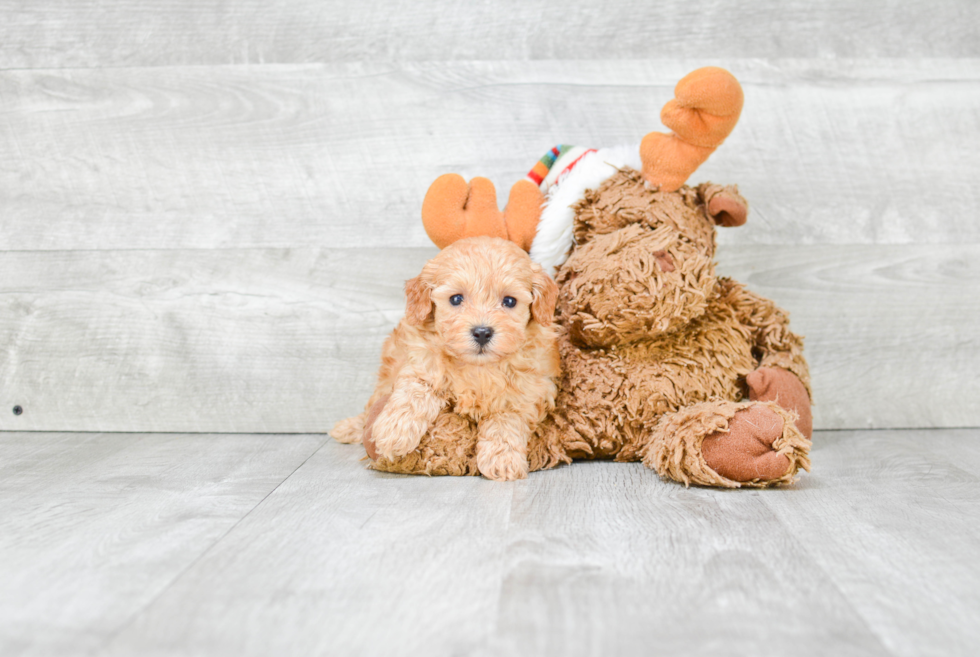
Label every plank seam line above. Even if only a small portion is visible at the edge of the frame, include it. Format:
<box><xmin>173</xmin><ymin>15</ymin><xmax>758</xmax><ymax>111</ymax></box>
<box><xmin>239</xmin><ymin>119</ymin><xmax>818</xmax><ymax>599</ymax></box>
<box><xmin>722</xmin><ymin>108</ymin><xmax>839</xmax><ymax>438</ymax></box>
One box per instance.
<box><xmin>0</xmin><ymin>246</ymin><xmax>436</xmax><ymax>255</ymax></box>
<box><xmin>0</xmin><ymin>63</ymin><xmax>331</xmax><ymax>73</ymax></box>
<box><xmin>2</xmin><ymin>243</ymin><xmax>979</xmax><ymax>256</ymax></box>
<box><xmin>3</xmin><ymin>427</ymin><xmax>978</xmax><ymax>436</ymax></box>
<box><xmin>758</xmin><ymin>492</ymin><xmax>897</xmax><ymax>656</ymax></box>
<box><xmin>490</xmin><ymin>483</ymin><xmax>517</xmax><ymax>633</ymax></box>
<box><xmin>2</xmin><ymin>59</ymin><xmax>980</xmax><ymax>76</ymax></box>
<box><xmin>93</xmin><ymin>434</ymin><xmax>330</xmax><ymax>650</ymax></box>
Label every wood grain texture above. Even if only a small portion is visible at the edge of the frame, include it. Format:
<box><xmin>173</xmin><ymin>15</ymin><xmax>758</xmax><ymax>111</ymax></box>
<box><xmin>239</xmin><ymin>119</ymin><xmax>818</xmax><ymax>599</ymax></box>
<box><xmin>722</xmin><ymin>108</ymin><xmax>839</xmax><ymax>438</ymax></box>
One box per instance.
<box><xmin>0</xmin><ymin>247</ymin><xmax>435</xmax><ymax>433</ymax></box>
<box><xmin>490</xmin><ymin>464</ymin><xmax>886</xmax><ymax>656</ymax></box>
<box><xmin>0</xmin><ymin>431</ymin><xmax>324</xmax><ymax>657</ymax></box>
<box><xmin>1</xmin><ymin>60</ymin><xmax>978</xmax><ymax>251</ymax></box>
<box><xmin>46</xmin><ymin>428</ymin><xmax>969</xmax><ymax>657</ymax></box>
<box><xmin>1</xmin><ymin>244</ymin><xmax>977</xmax><ymax>433</ymax></box>
<box><xmin>96</xmin><ymin>439</ymin><xmax>515</xmax><ymax>657</ymax></box>
<box><xmin>3</xmin><ymin>0</ymin><xmax>979</xmax><ymax>69</ymax></box>
<box><xmin>761</xmin><ymin>429</ymin><xmax>980</xmax><ymax>657</ymax></box>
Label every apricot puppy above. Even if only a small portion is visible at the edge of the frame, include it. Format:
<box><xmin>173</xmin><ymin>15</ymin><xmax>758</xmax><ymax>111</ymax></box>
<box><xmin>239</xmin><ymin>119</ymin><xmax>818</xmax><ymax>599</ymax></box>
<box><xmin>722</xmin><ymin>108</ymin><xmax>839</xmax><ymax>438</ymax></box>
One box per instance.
<box><xmin>331</xmin><ymin>236</ymin><xmax>559</xmax><ymax>481</ymax></box>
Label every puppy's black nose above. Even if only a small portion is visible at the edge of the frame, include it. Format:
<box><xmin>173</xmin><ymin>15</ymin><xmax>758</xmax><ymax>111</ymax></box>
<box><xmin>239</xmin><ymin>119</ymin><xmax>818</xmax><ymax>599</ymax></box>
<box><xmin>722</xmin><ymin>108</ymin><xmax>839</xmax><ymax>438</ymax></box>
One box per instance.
<box><xmin>471</xmin><ymin>326</ymin><xmax>494</xmax><ymax>346</ymax></box>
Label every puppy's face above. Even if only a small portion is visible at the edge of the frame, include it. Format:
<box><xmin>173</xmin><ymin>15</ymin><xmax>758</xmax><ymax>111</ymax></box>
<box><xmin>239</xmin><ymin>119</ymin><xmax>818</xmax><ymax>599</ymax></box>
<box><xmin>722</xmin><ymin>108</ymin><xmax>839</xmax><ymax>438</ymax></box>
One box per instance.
<box><xmin>404</xmin><ymin>237</ymin><xmax>557</xmax><ymax>364</ymax></box>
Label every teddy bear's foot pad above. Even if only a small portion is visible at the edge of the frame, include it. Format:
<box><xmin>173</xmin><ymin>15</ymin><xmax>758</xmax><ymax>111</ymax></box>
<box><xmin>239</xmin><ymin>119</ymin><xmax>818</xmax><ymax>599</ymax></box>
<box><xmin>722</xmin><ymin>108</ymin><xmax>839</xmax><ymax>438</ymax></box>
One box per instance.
<box><xmin>701</xmin><ymin>405</ymin><xmax>790</xmax><ymax>482</ymax></box>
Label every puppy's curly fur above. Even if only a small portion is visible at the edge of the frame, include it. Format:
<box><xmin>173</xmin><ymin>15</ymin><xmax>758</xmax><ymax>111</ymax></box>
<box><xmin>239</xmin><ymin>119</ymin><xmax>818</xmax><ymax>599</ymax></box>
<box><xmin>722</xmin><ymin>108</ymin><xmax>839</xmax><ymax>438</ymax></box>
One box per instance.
<box><xmin>331</xmin><ymin>236</ymin><xmax>559</xmax><ymax>481</ymax></box>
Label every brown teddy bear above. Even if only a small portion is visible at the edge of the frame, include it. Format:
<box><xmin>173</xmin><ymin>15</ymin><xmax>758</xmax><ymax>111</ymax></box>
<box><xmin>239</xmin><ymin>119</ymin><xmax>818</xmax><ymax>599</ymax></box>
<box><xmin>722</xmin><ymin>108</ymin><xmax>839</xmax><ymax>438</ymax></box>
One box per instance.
<box><xmin>335</xmin><ymin>67</ymin><xmax>813</xmax><ymax>488</ymax></box>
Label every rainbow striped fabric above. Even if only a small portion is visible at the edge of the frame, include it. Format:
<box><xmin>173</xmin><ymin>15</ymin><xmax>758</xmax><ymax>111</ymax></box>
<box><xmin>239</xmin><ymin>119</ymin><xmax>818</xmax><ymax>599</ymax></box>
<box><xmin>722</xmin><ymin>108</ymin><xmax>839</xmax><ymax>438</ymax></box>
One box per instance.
<box><xmin>525</xmin><ymin>145</ymin><xmax>596</xmax><ymax>192</ymax></box>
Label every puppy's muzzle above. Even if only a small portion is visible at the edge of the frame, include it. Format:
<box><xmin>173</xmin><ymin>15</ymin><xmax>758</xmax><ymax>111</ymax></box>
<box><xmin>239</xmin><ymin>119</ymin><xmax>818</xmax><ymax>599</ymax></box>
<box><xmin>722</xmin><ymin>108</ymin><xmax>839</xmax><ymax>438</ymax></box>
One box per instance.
<box><xmin>471</xmin><ymin>325</ymin><xmax>494</xmax><ymax>346</ymax></box>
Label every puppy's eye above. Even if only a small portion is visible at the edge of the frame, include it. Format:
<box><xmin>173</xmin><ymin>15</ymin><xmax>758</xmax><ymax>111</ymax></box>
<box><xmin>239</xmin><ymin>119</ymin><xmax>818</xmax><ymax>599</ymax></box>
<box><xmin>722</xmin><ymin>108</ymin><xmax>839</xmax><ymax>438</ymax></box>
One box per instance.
<box><xmin>449</xmin><ymin>294</ymin><xmax>464</xmax><ymax>306</ymax></box>
<box><xmin>502</xmin><ymin>296</ymin><xmax>517</xmax><ymax>308</ymax></box>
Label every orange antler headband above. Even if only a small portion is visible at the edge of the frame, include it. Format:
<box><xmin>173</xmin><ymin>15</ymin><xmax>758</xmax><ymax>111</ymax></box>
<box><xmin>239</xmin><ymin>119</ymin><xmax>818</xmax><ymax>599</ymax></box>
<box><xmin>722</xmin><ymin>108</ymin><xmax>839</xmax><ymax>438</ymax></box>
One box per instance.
<box><xmin>420</xmin><ymin>176</ymin><xmax>544</xmax><ymax>251</ymax></box>
<box><xmin>640</xmin><ymin>67</ymin><xmax>744</xmax><ymax>192</ymax></box>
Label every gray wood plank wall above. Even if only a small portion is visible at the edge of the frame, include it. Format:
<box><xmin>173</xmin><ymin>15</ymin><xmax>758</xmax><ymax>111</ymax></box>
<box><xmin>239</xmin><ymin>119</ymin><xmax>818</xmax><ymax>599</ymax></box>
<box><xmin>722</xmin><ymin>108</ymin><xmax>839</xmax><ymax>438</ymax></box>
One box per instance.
<box><xmin>2</xmin><ymin>1</ymin><xmax>977</xmax><ymax>67</ymax></box>
<box><xmin>1</xmin><ymin>1</ymin><xmax>978</xmax><ymax>432</ymax></box>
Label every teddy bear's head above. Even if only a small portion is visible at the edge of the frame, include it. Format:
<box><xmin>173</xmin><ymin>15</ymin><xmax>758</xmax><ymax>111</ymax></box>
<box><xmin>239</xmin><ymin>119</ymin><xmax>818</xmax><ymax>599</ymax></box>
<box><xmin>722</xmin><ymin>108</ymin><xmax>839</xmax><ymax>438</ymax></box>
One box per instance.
<box><xmin>556</xmin><ymin>171</ymin><xmax>746</xmax><ymax>349</ymax></box>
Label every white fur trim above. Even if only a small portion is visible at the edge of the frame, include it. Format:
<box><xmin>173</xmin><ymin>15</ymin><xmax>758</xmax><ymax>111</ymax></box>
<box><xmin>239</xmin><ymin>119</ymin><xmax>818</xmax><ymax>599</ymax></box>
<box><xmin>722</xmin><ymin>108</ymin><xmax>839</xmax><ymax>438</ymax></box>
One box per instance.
<box><xmin>529</xmin><ymin>144</ymin><xmax>642</xmax><ymax>275</ymax></box>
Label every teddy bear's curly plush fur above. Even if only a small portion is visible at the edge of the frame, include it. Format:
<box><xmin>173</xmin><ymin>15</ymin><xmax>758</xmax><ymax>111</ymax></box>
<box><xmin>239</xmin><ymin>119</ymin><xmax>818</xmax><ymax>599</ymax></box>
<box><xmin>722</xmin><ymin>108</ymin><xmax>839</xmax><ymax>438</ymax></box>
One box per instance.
<box><xmin>336</xmin><ymin>67</ymin><xmax>814</xmax><ymax>488</ymax></box>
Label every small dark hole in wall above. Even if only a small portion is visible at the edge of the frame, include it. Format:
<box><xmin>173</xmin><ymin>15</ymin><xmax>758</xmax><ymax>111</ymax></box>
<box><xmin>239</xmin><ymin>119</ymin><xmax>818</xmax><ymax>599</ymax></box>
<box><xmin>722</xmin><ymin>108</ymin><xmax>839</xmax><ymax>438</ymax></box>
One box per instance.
<box><xmin>12</xmin><ymin>405</ymin><xmax>23</xmax><ymax>416</ymax></box>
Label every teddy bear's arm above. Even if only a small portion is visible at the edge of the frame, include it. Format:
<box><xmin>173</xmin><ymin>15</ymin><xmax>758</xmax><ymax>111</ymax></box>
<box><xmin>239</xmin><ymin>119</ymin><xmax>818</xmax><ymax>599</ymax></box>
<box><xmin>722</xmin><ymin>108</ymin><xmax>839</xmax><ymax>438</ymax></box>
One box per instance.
<box><xmin>640</xmin><ymin>282</ymin><xmax>814</xmax><ymax>488</ymax></box>
<box><xmin>720</xmin><ymin>279</ymin><xmax>811</xmax><ymax>396</ymax></box>
<box><xmin>636</xmin><ymin>279</ymin><xmax>815</xmax><ymax>486</ymax></box>
<box><xmin>716</xmin><ymin>279</ymin><xmax>813</xmax><ymax>443</ymax></box>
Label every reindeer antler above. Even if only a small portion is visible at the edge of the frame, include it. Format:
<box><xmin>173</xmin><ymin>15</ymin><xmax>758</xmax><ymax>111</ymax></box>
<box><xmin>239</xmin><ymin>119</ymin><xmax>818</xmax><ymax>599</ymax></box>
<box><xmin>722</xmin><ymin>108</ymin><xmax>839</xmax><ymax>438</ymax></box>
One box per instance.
<box><xmin>421</xmin><ymin>174</ymin><xmax>543</xmax><ymax>251</ymax></box>
<box><xmin>640</xmin><ymin>67</ymin><xmax>744</xmax><ymax>192</ymax></box>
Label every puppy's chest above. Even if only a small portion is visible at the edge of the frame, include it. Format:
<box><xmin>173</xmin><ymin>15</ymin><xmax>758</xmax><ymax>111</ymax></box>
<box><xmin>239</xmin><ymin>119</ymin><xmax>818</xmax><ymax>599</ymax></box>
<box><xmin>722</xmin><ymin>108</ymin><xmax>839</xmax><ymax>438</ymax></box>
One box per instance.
<box><xmin>441</xmin><ymin>367</ymin><xmax>528</xmax><ymax>419</ymax></box>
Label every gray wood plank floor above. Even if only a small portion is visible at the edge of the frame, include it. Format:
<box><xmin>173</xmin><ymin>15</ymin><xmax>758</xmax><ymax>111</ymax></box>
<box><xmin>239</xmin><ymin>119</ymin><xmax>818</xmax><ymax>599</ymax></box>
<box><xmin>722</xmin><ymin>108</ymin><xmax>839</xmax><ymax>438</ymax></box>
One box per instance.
<box><xmin>0</xmin><ymin>432</ymin><xmax>326</xmax><ymax>656</ymax></box>
<box><xmin>1</xmin><ymin>429</ymin><xmax>978</xmax><ymax>656</ymax></box>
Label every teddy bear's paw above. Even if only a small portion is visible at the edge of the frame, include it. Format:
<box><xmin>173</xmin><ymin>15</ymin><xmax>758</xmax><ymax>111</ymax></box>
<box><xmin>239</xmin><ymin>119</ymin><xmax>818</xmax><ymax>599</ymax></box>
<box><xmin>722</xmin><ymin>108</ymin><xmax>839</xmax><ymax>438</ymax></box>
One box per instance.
<box><xmin>747</xmin><ymin>367</ymin><xmax>812</xmax><ymax>439</ymax></box>
<box><xmin>477</xmin><ymin>441</ymin><xmax>529</xmax><ymax>481</ymax></box>
<box><xmin>701</xmin><ymin>404</ymin><xmax>790</xmax><ymax>482</ymax></box>
<box><xmin>330</xmin><ymin>413</ymin><xmax>365</xmax><ymax>444</ymax></box>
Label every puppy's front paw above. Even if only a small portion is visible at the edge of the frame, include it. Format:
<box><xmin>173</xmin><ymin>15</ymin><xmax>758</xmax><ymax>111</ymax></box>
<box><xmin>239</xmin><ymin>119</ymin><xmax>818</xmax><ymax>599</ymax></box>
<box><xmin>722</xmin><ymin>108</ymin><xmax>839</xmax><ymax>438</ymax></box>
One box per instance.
<box><xmin>477</xmin><ymin>442</ymin><xmax>529</xmax><ymax>482</ymax></box>
<box><xmin>371</xmin><ymin>405</ymin><xmax>429</xmax><ymax>460</ymax></box>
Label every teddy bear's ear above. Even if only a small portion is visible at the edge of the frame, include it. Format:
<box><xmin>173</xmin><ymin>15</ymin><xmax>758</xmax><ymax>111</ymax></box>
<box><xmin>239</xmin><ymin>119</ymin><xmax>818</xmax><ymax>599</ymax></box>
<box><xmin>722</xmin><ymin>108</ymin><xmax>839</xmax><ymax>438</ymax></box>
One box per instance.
<box><xmin>530</xmin><ymin>264</ymin><xmax>558</xmax><ymax>327</ymax></box>
<box><xmin>699</xmin><ymin>183</ymin><xmax>749</xmax><ymax>227</ymax></box>
<box><xmin>404</xmin><ymin>275</ymin><xmax>434</xmax><ymax>325</ymax></box>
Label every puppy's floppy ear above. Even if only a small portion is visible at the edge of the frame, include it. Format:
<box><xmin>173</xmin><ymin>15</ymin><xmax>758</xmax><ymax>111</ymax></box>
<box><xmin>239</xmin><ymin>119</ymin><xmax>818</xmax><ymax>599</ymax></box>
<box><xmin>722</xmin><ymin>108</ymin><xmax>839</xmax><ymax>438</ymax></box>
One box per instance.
<box><xmin>404</xmin><ymin>275</ymin><xmax>434</xmax><ymax>325</ymax></box>
<box><xmin>530</xmin><ymin>264</ymin><xmax>558</xmax><ymax>327</ymax></box>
